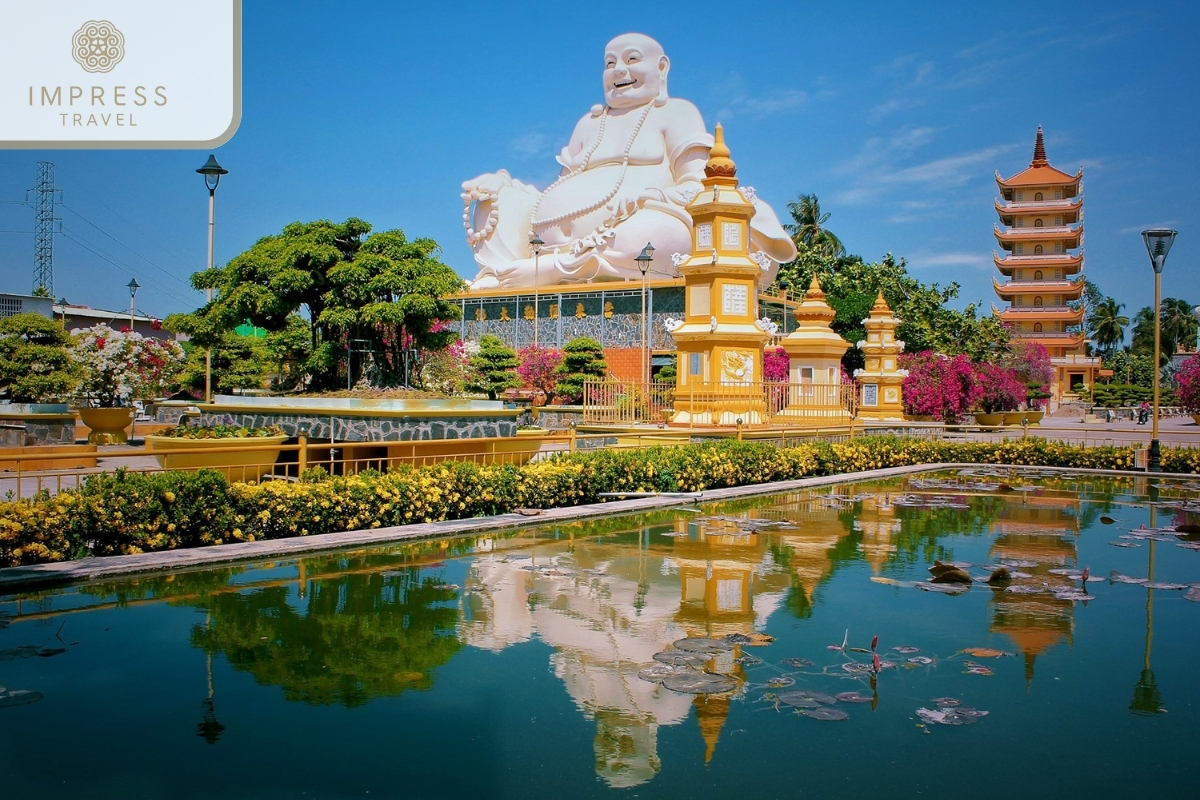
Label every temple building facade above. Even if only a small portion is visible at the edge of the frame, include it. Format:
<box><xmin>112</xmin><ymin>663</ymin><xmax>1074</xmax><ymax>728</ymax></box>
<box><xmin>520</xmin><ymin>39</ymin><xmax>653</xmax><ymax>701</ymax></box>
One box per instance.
<box><xmin>992</xmin><ymin>127</ymin><xmax>1100</xmax><ymax>400</ymax></box>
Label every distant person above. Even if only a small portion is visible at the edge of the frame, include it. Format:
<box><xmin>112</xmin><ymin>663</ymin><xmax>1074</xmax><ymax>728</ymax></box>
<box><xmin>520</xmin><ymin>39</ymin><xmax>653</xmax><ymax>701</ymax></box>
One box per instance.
<box><xmin>1138</xmin><ymin>401</ymin><xmax>1150</xmax><ymax>425</ymax></box>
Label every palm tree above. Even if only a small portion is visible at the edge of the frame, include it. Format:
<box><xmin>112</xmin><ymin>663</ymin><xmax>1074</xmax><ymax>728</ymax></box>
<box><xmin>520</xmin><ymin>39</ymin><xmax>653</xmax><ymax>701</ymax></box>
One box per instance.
<box><xmin>1131</xmin><ymin>306</ymin><xmax>1159</xmax><ymax>358</ymax></box>
<box><xmin>1087</xmin><ymin>297</ymin><xmax>1129</xmax><ymax>354</ymax></box>
<box><xmin>1160</xmin><ymin>297</ymin><xmax>1199</xmax><ymax>354</ymax></box>
<box><xmin>785</xmin><ymin>194</ymin><xmax>846</xmax><ymax>259</ymax></box>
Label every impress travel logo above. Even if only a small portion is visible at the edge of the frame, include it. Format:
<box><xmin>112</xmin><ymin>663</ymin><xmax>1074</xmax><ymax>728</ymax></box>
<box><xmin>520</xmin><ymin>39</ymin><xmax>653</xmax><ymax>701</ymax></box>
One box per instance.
<box><xmin>0</xmin><ymin>1</ymin><xmax>241</xmax><ymax>148</ymax></box>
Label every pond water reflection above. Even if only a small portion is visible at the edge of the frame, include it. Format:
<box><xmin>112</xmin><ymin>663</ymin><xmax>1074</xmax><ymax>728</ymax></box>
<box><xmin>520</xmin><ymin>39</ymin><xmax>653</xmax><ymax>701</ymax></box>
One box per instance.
<box><xmin>1</xmin><ymin>470</ymin><xmax>1198</xmax><ymax>798</ymax></box>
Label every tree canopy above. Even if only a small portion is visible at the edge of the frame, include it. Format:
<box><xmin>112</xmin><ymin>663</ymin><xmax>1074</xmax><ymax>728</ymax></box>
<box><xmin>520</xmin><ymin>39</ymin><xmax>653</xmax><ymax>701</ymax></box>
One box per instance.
<box><xmin>0</xmin><ymin>313</ymin><xmax>76</xmax><ymax>403</ymax></box>
<box><xmin>785</xmin><ymin>194</ymin><xmax>845</xmax><ymax>259</ymax></box>
<box><xmin>165</xmin><ymin>218</ymin><xmax>465</xmax><ymax>389</ymax></box>
<box><xmin>775</xmin><ymin>243</ymin><xmax>1009</xmax><ymax>365</ymax></box>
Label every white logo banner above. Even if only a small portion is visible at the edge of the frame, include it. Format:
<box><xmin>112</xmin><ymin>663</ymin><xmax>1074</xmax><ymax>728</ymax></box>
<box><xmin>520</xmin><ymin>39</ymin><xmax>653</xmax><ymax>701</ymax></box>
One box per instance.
<box><xmin>0</xmin><ymin>0</ymin><xmax>241</xmax><ymax>148</ymax></box>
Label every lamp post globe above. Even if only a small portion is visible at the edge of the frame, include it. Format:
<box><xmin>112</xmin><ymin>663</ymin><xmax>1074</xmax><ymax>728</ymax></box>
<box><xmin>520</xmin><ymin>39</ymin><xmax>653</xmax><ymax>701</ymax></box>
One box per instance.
<box><xmin>1141</xmin><ymin>228</ymin><xmax>1178</xmax><ymax>472</ymax></box>
<box><xmin>530</xmin><ymin>233</ymin><xmax>544</xmax><ymax>347</ymax></box>
<box><xmin>126</xmin><ymin>278</ymin><xmax>140</xmax><ymax>332</ymax></box>
<box><xmin>197</xmin><ymin>155</ymin><xmax>229</xmax><ymax>403</ymax></box>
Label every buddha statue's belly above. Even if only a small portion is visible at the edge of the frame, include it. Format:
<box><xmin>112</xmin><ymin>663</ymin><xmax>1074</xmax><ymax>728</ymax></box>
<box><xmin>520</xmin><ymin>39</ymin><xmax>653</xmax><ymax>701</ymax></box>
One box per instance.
<box><xmin>533</xmin><ymin>162</ymin><xmax>674</xmax><ymax>240</ymax></box>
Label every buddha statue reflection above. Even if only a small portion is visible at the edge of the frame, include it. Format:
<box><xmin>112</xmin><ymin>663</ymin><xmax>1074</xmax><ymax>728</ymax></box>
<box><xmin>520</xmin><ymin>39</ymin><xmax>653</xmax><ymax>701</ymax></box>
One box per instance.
<box><xmin>462</xmin><ymin>33</ymin><xmax>797</xmax><ymax>290</ymax></box>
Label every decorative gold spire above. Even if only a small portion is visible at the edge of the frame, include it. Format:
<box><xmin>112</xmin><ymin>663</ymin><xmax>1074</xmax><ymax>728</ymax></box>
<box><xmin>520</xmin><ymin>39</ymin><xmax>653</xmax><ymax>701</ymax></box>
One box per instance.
<box><xmin>704</xmin><ymin>123</ymin><xmax>737</xmax><ymax>179</ymax></box>
<box><xmin>871</xmin><ymin>291</ymin><xmax>890</xmax><ymax>314</ymax></box>
<box><xmin>793</xmin><ymin>276</ymin><xmax>836</xmax><ymax>325</ymax></box>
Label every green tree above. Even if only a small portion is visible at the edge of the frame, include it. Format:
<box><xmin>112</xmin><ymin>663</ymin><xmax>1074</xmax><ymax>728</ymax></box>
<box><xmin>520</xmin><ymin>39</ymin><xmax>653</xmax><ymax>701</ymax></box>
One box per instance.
<box><xmin>1161</xmin><ymin>297</ymin><xmax>1198</xmax><ymax>354</ymax></box>
<box><xmin>1088</xmin><ymin>297</ymin><xmax>1129</xmax><ymax>354</ymax></box>
<box><xmin>0</xmin><ymin>313</ymin><xmax>77</xmax><ymax>402</ymax></box>
<box><xmin>1102</xmin><ymin>349</ymin><xmax>1157</xmax><ymax>388</ymax></box>
<box><xmin>775</xmin><ymin>243</ymin><xmax>1008</xmax><ymax>363</ymax></box>
<box><xmin>465</xmin><ymin>334</ymin><xmax>519</xmax><ymax>400</ymax></box>
<box><xmin>785</xmin><ymin>194</ymin><xmax>845</xmax><ymax>259</ymax></box>
<box><xmin>177</xmin><ymin>333</ymin><xmax>272</xmax><ymax>396</ymax></box>
<box><xmin>165</xmin><ymin>218</ymin><xmax>463</xmax><ymax>389</ymax></box>
<box><xmin>554</xmin><ymin>337</ymin><xmax>609</xmax><ymax>402</ymax></box>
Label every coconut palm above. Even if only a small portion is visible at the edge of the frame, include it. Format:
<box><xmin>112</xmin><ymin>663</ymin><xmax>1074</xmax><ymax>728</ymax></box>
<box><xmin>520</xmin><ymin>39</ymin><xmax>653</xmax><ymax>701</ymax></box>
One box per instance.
<box><xmin>1160</xmin><ymin>297</ymin><xmax>1199</xmax><ymax>354</ymax></box>
<box><xmin>786</xmin><ymin>194</ymin><xmax>846</xmax><ymax>259</ymax></box>
<box><xmin>1087</xmin><ymin>297</ymin><xmax>1129</xmax><ymax>354</ymax></box>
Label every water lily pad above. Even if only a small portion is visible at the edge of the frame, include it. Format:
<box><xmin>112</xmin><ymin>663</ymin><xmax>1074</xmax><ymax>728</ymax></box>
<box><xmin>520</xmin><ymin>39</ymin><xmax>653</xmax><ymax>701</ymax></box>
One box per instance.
<box><xmin>841</xmin><ymin>662</ymin><xmax>873</xmax><ymax>674</ymax></box>
<box><xmin>637</xmin><ymin>664</ymin><xmax>686</xmax><ymax>683</ymax></box>
<box><xmin>789</xmin><ymin>689</ymin><xmax>839</xmax><ymax>705</ymax></box>
<box><xmin>1110</xmin><ymin>541</ymin><xmax>1142</xmax><ymax>548</ymax></box>
<box><xmin>892</xmin><ymin>645</ymin><xmax>920</xmax><ymax>654</ymax></box>
<box><xmin>835</xmin><ymin>691</ymin><xmax>873</xmax><ymax>703</ymax></box>
<box><xmin>931</xmin><ymin>697</ymin><xmax>961</xmax><ymax>707</ymax></box>
<box><xmin>722</xmin><ymin>633</ymin><xmax>754</xmax><ymax>645</ymax></box>
<box><xmin>672</xmin><ymin>637</ymin><xmax>734</xmax><ymax>654</ymax></box>
<box><xmin>908</xmin><ymin>656</ymin><xmax>935</xmax><ymax>665</ymax></box>
<box><xmin>1145</xmin><ymin>582</ymin><xmax>1187</xmax><ymax>591</ymax></box>
<box><xmin>1110</xmin><ymin>571</ymin><xmax>1148</xmax><ymax>585</ymax></box>
<box><xmin>780</xmin><ymin>657</ymin><xmax>814</xmax><ymax>669</ymax></box>
<box><xmin>1184</xmin><ymin>588</ymin><xmax>1200</xmax><ymax>602</ymax></box>
<box><xmin>35</xmin><ymin>647</ymin><xmax>67</xmax><ymax>658</ymax></box>
<box><xmin>1054</xmin><ymin>591</ymin><xmax>1092</xmax><ymax>601</ymax></box>
<box><xmin>964</xmin><ymin>667</ymin><xmax>993</xmax><ymax>676</ymax></box>
<box><xmin>0</xmin><ymin>690</ymin><xmax>43</xmax><ymax>708</ymax></box>
<box><xmin>662</xmin><ymin>672</ymin><xmax>738</xmax><ymax>695</ymax></box>
<box><xmin>653</xmin><ymin>651</ymin><xmax>708</xmax><ymax>667</ymax></box>
<box><xmin>735</xmin><ymin>654</ymin><xmax>764</xmax><ymax>666</ymax></box>
<box><xmin>1100</xmin><ymin>515</ymin><xmax>1116</xmax><ymax>524</ymax></box>
<box><xmin>777</xmin><ymin>692</ymin><xmax>821</xmax><ymax>709</ymax></box>
<box><xmin>0</xmin><ymin>645</ymin><xmax>40</xmax><ymax>661</ymax></box>
<box><xmin>917</xmin><ymin>706</ymin><xmax>986</xmax><ymax>726</ymax></box>
<box><xmin>916</xmin><ymin>582</ymin><xmax>968</xmax><ymax>594</ymax></box>
<box><xmin>961</xmin><ymin>648</ymin><xmax>1010</xmax><ymax>658</ymax></box>
<box><xmin>766</xmin><ymin>676</ymin><xmax>795</xmax><ymax>688</ymax></box>
<box><xmin>803</xmin><ymin>707</ymin><xmax>849</xmax><ymax>721</ymax></box>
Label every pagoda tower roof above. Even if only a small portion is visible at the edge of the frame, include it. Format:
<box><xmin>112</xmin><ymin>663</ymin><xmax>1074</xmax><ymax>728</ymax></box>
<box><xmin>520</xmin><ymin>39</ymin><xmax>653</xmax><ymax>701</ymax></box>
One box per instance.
<box><xmin>996</xmin><ymin>126</ymin><xmax>1082</xmax><ymax>189</ymax></box>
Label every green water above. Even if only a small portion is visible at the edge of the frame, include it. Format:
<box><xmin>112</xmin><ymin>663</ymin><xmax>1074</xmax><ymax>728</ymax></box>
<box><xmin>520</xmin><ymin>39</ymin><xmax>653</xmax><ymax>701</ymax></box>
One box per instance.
<box><xmin>2</xmin><ymin>469</ymin><xmax>1199</xmax><ymax>799</ymax></box>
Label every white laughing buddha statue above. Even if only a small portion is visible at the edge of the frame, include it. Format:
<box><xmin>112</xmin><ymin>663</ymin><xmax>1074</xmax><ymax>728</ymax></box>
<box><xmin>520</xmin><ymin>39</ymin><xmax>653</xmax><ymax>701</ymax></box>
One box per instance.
<box><xmin>462</xmin><ymin>33</ymin><xmax>797</xmax><ymax>290</ymax></box>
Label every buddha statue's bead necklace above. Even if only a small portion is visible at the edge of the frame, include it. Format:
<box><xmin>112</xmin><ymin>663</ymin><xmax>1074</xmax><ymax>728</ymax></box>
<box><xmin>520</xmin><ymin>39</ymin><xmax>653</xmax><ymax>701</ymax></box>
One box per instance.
<box><xmin>529</xmin><ymin>104</ymin><xmax>653</xmax><ymax>229</ymax></box>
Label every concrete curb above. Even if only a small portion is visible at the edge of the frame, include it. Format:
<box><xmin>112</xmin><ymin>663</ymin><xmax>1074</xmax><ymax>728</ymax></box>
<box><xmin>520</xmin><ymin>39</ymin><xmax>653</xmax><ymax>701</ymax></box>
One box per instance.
<box><xmin>0</xmin><ymin>461</ymin><xmax>1190</xmax><ymax>592</ymax></box>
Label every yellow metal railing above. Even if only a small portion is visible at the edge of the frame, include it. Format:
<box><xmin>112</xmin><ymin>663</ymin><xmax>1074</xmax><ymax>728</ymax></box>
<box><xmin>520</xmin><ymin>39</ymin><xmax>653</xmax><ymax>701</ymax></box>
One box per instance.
<box><xmin>583</xmin><ymin>379</ymin><xmax>858</xmax><ymax>426</ymax></box>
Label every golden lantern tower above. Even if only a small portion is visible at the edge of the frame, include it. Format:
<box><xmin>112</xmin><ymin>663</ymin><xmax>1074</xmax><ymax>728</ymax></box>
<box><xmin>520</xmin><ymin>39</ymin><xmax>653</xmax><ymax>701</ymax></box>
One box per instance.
<box><xmin>670</xmin><ymin>124</ymin><xmax>771</xmax><ymax>426</ymax></box>
<box><xmin>992</xmin><ymin>126</ymin><xmax>1099</xmax><ymax>399</ymax></box>
<box><xmin>774</xmin><ymin>277</ymin><xmax>852</xmax><ymax>425</ymax></box>
<box><xmin>855</xmin><ymin>292</ymin><xmax>906</xmax><ymax>420</ymax></box>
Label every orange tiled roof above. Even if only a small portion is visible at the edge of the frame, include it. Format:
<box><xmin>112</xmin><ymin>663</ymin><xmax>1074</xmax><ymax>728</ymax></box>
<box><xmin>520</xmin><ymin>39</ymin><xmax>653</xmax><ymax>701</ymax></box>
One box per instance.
<box><xmin>996</xmin><ymin>126</ymin><xmax>1082</xmax><ymax>188</ymax></box>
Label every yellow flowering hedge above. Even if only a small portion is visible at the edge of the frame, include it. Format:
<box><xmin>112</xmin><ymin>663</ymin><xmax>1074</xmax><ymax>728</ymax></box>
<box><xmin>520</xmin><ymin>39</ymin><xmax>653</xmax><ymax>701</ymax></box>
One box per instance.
<box><xmin>0</xmin><ymin>436</ymin><xmax>1187</xmax><ymax>568</ymax></box>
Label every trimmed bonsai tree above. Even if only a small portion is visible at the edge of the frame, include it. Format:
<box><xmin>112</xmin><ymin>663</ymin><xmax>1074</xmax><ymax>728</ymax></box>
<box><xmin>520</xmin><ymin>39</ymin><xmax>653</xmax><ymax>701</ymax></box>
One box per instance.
<box><xmin>554</xmin><ymin>337</ymin><xmax>608</xmax><ymax>403</ymax></box>
<box><xmin>465</xmin><ymin>334</ymin><xmax>520</xmax><ymax>400</ymax></box>
<box><xmin>0</xmin><ymin>313</ymin><xmax>77</xmax><ymax>403</ymax></box>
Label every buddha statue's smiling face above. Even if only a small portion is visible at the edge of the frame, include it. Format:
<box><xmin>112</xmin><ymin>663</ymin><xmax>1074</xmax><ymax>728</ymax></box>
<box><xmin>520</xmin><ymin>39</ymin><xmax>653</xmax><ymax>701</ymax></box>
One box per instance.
<box><xmin>603</xmin><ymin>33</ymin><xmax>668</xmax><ymax>109</ymax></box>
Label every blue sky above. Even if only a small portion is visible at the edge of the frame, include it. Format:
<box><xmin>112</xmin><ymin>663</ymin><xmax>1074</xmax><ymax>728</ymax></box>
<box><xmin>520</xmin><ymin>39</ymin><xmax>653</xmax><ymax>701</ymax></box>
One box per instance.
<box><xmin>1</xmin><ymin>0</ymin><xmax>1197</xmax><ymax>330</ymax></box>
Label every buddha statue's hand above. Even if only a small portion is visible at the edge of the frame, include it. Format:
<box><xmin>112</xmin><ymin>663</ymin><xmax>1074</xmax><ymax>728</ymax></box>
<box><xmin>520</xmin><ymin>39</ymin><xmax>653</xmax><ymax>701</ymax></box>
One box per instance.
<box><xmin>461</xmin><ymin>169</ymin><xmax>513</xmax><ymax>200</ymax></box>
<box><xmin>606</xmin><ymin>187</ymin><xmax>665</xmax><ymax>221</ymax></box>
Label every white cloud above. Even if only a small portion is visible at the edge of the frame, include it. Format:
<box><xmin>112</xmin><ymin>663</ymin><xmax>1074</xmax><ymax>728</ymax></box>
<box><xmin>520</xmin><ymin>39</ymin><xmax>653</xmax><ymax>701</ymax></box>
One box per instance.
<box><xmin>510</xmin><ymin>132</ymin><xmax>550</xmax><ymax>158</ymax></box>
<box><xmin>906</xmin><ymin>251</ymin><xmax>992</xmax><ymax>270</ymax></box>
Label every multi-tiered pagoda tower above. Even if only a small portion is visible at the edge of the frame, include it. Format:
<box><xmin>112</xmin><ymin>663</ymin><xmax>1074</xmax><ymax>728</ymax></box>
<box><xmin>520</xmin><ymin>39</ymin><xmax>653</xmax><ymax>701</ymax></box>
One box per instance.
<box><xmin>992</xmin><ymin>127</ymin><xmax>1098</xmax><ymax>399</ymax></box>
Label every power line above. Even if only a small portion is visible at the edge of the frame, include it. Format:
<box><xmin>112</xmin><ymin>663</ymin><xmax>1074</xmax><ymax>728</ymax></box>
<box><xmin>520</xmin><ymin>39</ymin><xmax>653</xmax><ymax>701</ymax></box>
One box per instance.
<box><xmin>60</xmin><ymin>201</ymin><xmax>196</xmax><ymax>294</ymax></box>
<box><xmin>60</xmin><ymin>229</ymin><xmax>196</xmax><ymax>307</ymax></box>
<box><xmin>55</xmin><ymin>166</ymin><xmax>196</xmax><ymax>271</ymax></box>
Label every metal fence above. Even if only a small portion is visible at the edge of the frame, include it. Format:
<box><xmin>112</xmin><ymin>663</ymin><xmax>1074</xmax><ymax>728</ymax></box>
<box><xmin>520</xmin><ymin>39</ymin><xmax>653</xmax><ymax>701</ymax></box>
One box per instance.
<box><xmin>583</xmin><ymin>379</ymin><xmax>858</xmax><ymax>426</ymax></box>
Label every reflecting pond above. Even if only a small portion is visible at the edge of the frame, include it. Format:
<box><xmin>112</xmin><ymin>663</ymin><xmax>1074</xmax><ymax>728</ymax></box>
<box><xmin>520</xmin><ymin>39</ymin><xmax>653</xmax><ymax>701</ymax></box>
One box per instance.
<box><xmin>2</xmin><ymin>469</ymin><xmax>1199</xmax><ymax>798</ymax></box>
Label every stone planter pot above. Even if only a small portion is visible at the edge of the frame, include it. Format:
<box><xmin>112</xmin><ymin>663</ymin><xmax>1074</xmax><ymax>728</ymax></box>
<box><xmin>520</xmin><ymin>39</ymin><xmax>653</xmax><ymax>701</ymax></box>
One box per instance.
<box><xmin>1022</xmin><ymin>411</ymin><xmax>1045</xmax><ymax>425</ymax></box>
<box><xmin>1191</xmin><ymin>414</ymin><xmax>1200</xmax><ymax>426</ymax></box>
<box><xmin>144</xmin><ymin>434</ymin><xmax>287</xmax><ymax>482</ymax></box>
<box><xmin>1003</xmin><ymin>412</ymin><xmax>1033</xmax><ymax>426</ymax></box>
<box><xmin>79</xmin><ymin>407</ymin><xmax>134</xmax><ymax>444</ymax></box>
<box><xmin>973</xmin><ymin>413</ymin><xmax>1004</xmax><ymax>427</ymax></box>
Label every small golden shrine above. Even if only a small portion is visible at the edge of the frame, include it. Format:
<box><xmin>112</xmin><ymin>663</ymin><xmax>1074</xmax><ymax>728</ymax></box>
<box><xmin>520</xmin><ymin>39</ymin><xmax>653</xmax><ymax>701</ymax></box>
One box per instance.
<box><xmin>854</xmin><ymin>292</ymin><xmax>906</xmax><ymax>420</ymax></box>
<box><xmin>775</xmin><ymin>277</ymin><xmax>852</xmax><ymax>425</ymax></box>
<box><xmin>670</xmin><ymin>124</ymin><xmax>771</xmax><ymax>426</ymax></box>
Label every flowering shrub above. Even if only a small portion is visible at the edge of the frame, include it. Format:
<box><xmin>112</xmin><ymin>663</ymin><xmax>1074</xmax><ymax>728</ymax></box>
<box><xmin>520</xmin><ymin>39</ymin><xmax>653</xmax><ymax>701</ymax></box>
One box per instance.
<box><xmin>900</xmin><ymin>351</ymin><xmax>979</xmax><ymax>422</ymax></box>
<box><xmin>1003</xmin><ymin>340</ymin><xmax>1053</xmax><ymax>408</ymax></box>
<box><xmin>158</xmin><ymin>424</ymin><xmax>286</xmax><ymax>439</ymax></box>
<box><xmin>763</xmin><ymin>347</ymin><xmax>789</xmax><ymax>382</ymax></box>
<box><xmin>4</xmin><ymin>436</ymin><xmax>1194</xmax><ymax>568</ymax></box>
<box><xmin>516</xmin><ymin>345</ymin><xmax>564</xmax><ymax>396</ymax></box>
<box><xmin>71</xmin><ymin>325</ymin><xmax>184</xmax><ymax>407</ymax></box>
<box><xmin>419</xmin><ymin>339</ymin><xmax>478</xmax><ymax>395</ymax></box>
<box><xmin>1175</xmin><ymin>354</ymin><xmax>1200</xmax><ymax>413</ymax></box>
<box><xmin>974</xmin><ymin>362</ymin><xmax>1027</xmax><ymax>413</ymax></box>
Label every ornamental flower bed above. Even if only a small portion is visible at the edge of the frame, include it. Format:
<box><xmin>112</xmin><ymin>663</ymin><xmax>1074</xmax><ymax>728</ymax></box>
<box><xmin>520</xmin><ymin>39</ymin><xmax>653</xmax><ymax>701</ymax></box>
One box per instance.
<box><xmin>2</xmin><ymin>436</ymin><xmax>1190</xmax><ymax>569</ymax></box>
<box><xmin>157</xmin><ymin>424</ymin><xmax>286</xmax><ymax>439</ymax></box>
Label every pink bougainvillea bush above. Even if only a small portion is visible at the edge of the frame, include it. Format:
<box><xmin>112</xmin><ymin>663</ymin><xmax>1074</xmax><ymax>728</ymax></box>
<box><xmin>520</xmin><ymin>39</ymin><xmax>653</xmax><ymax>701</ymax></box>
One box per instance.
<box><xmin>516</xmin><ymin>345</ymin><xmax>564</xmax><ymax>397</ymax></box>
<box><xmin>974</xmin><ymin>362</ymin><xmax>1028</xmax><ymax>414</ymax></box>
<box><xmin>763</xmin><ymin>347</ymin><xmax>789</xmax><ymax>382</ymax></box>
<box><xmin>899</xmin><ymin>350</ymin><xmax>980</xmax><ymax>422</ymax></box>
<box><xmin>1003</xmin><ymin>340</ymin><xmax>1053</xmax><ymax>408</ymax></box>
<box><xmin>1175</xmin><ymin>354</ymin><xmax>1200</xmax><ymax>413</ymax></box>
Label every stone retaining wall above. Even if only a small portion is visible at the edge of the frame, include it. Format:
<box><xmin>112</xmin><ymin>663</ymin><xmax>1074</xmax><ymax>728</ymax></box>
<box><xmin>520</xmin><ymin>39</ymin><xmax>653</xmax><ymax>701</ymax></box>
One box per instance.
<box><xmin>197</xmin><ymin>410</ymin><xmax>516</xmax><ymax>442</ymax></box>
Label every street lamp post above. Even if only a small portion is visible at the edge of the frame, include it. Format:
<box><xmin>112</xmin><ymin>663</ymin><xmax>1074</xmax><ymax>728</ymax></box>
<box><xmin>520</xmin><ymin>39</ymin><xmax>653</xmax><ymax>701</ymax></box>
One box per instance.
<box><xmin>57</xmin><ymin>297</ymin><xmax>67</xmax><ymax>327</ymax></box>
<box><xmin>197</xmin><ymin>155</ymin><xmax>229</xmax><ymax>403</ymax></box>
<box><xmin>779</xmin><ymin>279</ymin><xmax>790</xmax><ymax>336</ymax></box>
<box><xmin>530</xmin><ymin>234</ymin><xmax>544</xmax><ymax>347</ymax></box>
<box><xmin>635</xmin><ymin>243</ymin><xmax>655</xmax><ymax>389</ymax></box>
<box><xmin>1141</xmin><ymin>228</ymin><xmax>1178</xmax><ymax>472</ymax></box>
<box><xmin>126</xmin><ymin>278</ymin><xmax>140</xmax><ymax>332</ymax></box>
